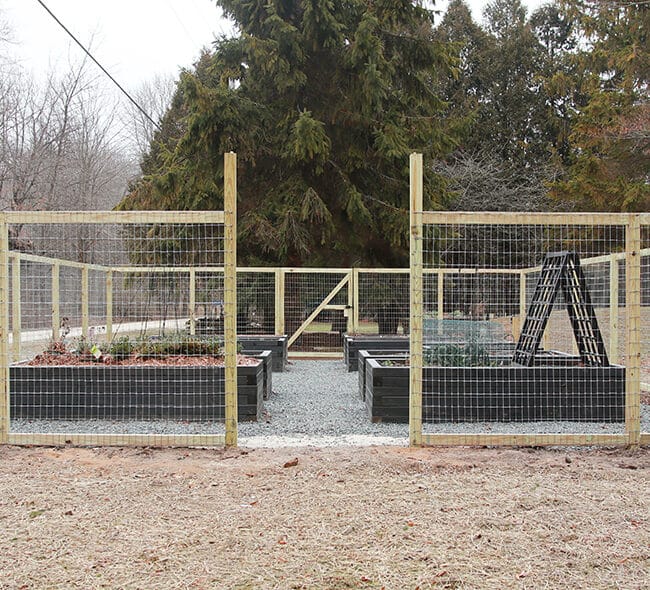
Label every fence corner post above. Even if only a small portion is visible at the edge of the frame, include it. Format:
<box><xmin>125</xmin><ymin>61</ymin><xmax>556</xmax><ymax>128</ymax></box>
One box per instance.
<box><xmin>224</xmin><ymin>152</ymin><xmax>238</xmax><ymax>447</ymax></box>
<box><xmin>625</xmin><ymin>213</ymin><xmax>641</xmax><ymax>447</ymax></box>
<box><xmin>0</xmin><ymin>217</ymin><xmax>10</xmax><ymax>444</ymax></box>
<box><xmin>409</xmin><ymin>153</ymin><xmax>423</xmax><ymax>447</ymax></box>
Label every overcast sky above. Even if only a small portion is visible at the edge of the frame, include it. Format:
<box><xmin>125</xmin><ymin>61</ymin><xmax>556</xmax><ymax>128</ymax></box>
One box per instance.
<box><xmin>2</xmin><ymin>0</ymin><xmax>547</xmax><ymax>90</ymax></box>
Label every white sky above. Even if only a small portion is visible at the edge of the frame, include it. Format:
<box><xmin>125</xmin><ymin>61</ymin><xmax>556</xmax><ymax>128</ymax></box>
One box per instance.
<box><xmin>1</xmin><ymin>0</ymin><xmax>547</xmax><ymax>90</ymax></box>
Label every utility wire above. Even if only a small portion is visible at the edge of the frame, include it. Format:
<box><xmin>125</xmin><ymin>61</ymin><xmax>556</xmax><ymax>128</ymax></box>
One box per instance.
<box><xmin>35</xmin><ymin>0</ymin><xmax>162</xmax><ymax>131</ymax></box>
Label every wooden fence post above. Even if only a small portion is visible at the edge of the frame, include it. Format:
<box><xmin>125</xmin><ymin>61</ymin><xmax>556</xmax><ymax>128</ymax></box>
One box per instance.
<box><xmin>224</xmin><ymin>152</ymin><xmax>238</xmax><ymax>447</ymax></box>
<box><xmin>409</xmin><ymin>153</ymin><xmax>423</xmax><ymax>447</ymax></box>
<box><xmin>515</xmin><ymin>271</ymin><xmax>527</xmax><ymax>341</ymax></box>
<box><xmin>437</xmin><ymin>270</ymin><xmax>444</xmax><ymax>334</ymax></box>
<box><xmin>352</xmin><ymin>268</ymin><xmax>360</xmax><ymax>334</ymax></box>
<box><xmin>105</xmin><ymin>271</ymin><xmax>113</xmax><ymax>341</ymax></box>
<box><xmin>81</xmin><ymin>267</ymin><xmax>89</xmax><ymax>338</ymax></box>
<box><xmin>0</xmin><ymin>219</ymin><xmax>9</xmax><ymax>444</ymax></box>
<box><xmin>52</xmin><ymin>264</ymin><xmax>60</xmax><ymax>341</ymax></box>
<box><xmin>346</xmin><ymin>269</ymin><xmax>354</xmax><ymax>334</ymax></box>
<box><xmin>625</xmin><ymin>214</ymin><xmax>641</xmax><ymax>446</ymax></box>
<box><xmin>275</xmin><ymin>268</ymin><xmax>285</xmax><ymax>335</ymax></box>
<box><xmin>188</xmin><ymin>268</ymin><xmax>196</xmax><ymax>336</ymax></box>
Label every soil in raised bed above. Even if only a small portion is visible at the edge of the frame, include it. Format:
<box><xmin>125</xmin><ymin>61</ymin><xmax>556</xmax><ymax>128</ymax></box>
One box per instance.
<box><xmin>27</xmin><ymin>350</ymin><xmax>259</xmax><ymax>367</ymax></box>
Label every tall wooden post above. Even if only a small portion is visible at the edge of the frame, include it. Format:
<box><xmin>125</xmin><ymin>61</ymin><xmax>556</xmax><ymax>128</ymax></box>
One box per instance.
<box><xmin>0</xmin><ymin>220</ymin><xmax>9</xmax><ymax>444</ymax></box>
<box><xmin>12</xmin><ymin>255</ymin><xmax>21</xmax><ymax>362</ymax></box>
<box><xmin>625</xmin><ymin>214</ymin><xmax>641</xmax><ymax>446</ymax></box>
<box><xmin>224</xmin><ymin>152</ymin><xmax>238</xmax><ymax>447</ymax></box>
<box><xmin>409</xmin><ymin>153</ymin><xmax>423</xmax><ymax>447</ymax></box>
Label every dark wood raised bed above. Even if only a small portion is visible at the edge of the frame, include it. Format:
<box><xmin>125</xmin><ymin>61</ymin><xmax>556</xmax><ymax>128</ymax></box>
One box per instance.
<box><xmin>343</xmin><ymin>335</ymin><xmax>409</xmax><ymax>371</ymax></box>
<box><xmin>238</xmin><ymin>335</ymin><xmax>287</xmax><ymax>372</ymax></box>
<box><xmin>246</xmin><ymin>350</ymin><xmax>273</xmax><ymax>399</ymax></box>
<box><xmin>10</xmin><ymin>362</ymin><xmax>264</xmax><ymax>421</ymax></box>
<box><xmin>364</xmin><ymin>354</ymin><xmax>625</xmax><ymax>423</ymax></box>
<box><xmin>357</xmin><ymin>350</ymin><xmax>409</xmax><ymax>401</ymax></box>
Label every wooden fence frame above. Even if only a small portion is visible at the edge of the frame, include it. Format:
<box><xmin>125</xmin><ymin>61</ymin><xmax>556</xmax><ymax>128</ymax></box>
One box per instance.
<box><xmin>0</xmin><ymin>153</ymin><xmax>238</xmax><ymax>448</ymax></box>
<box><xmin>1</xmin><ymin>150</ymin><xmax>647</xmax><ymax>449</ymax></box>
<box><xmin>410</xmin><ymin>154</ymin><xmax>648</xmax><ymax>448</ymax></box>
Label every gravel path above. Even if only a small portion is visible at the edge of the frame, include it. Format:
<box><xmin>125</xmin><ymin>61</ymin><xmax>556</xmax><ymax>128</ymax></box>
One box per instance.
<box><xmin>10</xmin><ymin>359</ymin><xmax>649</xmax><ymax>446</ymax></box>
<box><xmin>239</xmin><ymin>359</ymin><xmax>409</xmax><ymax>446</ymax></box>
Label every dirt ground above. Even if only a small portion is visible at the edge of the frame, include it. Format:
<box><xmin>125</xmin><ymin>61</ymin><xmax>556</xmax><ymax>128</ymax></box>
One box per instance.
<box><xmin>0</xmin><ymin>445</ymin><xmax>648</xmax><ymax>590</ymax></box>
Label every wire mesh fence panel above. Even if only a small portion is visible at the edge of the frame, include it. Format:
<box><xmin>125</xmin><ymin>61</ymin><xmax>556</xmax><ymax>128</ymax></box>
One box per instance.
<box><xmin>284</xmin><ymin>270</ymin><xmax>350</xmax><ymax>352</ymax></box>
<box><xmin>237</xmin><ymin>270</ymin><xmax>276</xmax><ymax>334</ymax></box>
<box><xmin>2</xmin><ymin>213</ymin><xmax>237</xmax><ymax>447</ymax></box>
<box><xmin>355</xmin><ymin>271</ymin><xmax>409</xmax><ymax>335</ymax></box>
<box><xmin>416</xmin><ymin>216</ymin><xmax>634</xmax><ymax>445</ymax></box>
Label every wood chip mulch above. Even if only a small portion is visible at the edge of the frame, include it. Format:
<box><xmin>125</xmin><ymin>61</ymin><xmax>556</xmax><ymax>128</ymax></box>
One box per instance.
<box><xmin>27</xmin><ymin>353</ymin><xmax>260</xmax><ymax>367</ymax></box>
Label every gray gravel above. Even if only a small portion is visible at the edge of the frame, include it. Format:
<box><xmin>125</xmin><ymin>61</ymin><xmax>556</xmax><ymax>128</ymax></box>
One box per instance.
<box><xmin>10</xmin><ymin>359</ymin><xmax>649</xmax><ymax>447</ymax></box>
<box><xmin>238</xmin><ymin>359</ymin><xmax>409</xmax><ymax>446</ymax></box>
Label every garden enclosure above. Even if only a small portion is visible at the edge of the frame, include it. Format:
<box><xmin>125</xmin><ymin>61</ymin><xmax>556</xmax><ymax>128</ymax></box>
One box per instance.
<box><xmin>0</xmin><ymin>152</ymin><xmax>648</xmax><ymax>448</ymax></box>
<box><xmin>409</xmin><ymin>153</ymin><xmax>649</xmax><ymax>448</ymax></box>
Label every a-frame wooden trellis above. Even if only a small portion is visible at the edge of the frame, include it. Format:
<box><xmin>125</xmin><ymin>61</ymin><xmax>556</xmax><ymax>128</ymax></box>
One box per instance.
<box><xmin>513</xmin><ymin>251</ymin><xmax>610</xmax><ymax>367</ymax></box>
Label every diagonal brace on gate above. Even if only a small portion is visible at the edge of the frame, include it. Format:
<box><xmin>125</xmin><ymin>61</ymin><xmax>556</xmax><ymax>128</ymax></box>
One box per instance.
<box><xmin>287</xmin><ymin>273</ymin><xmax>350</xmax><ymax>348</ymax></box>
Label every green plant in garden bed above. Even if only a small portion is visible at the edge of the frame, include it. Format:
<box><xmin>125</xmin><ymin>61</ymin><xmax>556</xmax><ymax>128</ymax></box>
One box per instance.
<box><xmin>109</xmin><ymin>335</ymin><xmax>222</xmax><ymax>358</ymax></box>
<box><xmin>62</xmin><ymin>334</ymin><xmax>222</xmax><ymax>362</ymax></box>
<box><xmin>107</xmin><ymin>336</ymin><xmax>137</xmax><ymax>359</ymax></box>
<box><xmin>424</xmin><ymin>341</ymin><xmax>498</xmax><ymax>367</ymax></box>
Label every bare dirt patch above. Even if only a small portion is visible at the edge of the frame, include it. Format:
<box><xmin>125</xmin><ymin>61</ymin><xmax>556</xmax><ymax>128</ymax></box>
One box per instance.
<box><xmin>0</xmin><ymin>445</ymin><xmax>648</xmax><ymax>589</ymax></box>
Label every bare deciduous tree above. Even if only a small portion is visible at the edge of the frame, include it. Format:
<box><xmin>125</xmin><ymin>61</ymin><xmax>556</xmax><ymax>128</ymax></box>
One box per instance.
<box><xmin>122</xmin><ymin>73</ymin><xmax>176</xmax><ymax>159</ymax></box>
<box><xmin>433</xmin><ymin>150</ymin><xmax>556</xmax><ymax>212</ymax></box>
<box><xmin>0</xmin><ymin>50</ymin><xmax>136</xmax><ymax>261</ymax></box>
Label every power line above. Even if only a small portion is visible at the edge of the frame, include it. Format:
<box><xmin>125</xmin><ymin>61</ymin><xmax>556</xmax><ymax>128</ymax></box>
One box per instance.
<box><xmin>34</xmin><ymin>0</ymin><xmax>162</xmax><ymax>131</ymax></box>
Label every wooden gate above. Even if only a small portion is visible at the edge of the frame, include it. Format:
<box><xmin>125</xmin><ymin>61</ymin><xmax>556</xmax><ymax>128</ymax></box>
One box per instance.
<box><xmin>281</xmin><ymin>269</ymin><xmax>352</xmax><ymax>352</ymax></box>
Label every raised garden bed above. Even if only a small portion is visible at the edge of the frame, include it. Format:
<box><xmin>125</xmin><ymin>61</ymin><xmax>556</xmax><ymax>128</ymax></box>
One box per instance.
<box><xmin>343</xmin><ymin>335</ymin><xmax>409</xmax><ymax>371</ymax></box>
<box><xmin>246</xmin><ymin>350</ymin><xmax>273</xmax><ymax>399</ymax></box>
<box><xmin>10</xmin><ymin>361</ymin><xmax>264</xmax><ymax>421</ymax></box>
<box><xmin>364</xmin><ymin>352</ymin><xmax>625</xmax><ymax>423</ymax></box>
<box><xmin>357</xmin><ymin>350</ymin><xmax>409</xmax><ymax>401</ymax></box>
<box><xmin>238</xmin><ymin>335</ymin><xmax>287</xmax><ymax>372</ymax></box>
<box><xmin>10</xmin><ymin>336</ymin><xmax>268</xmax><ymax>422</ymax></box>
<box><xmin>11</xmin><ymin>336</ymin><xmax>267</xmax><ymax>422</ymax></box>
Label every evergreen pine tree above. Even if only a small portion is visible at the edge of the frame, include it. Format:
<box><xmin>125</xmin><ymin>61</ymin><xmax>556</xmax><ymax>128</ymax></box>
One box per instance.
<box><xmin>120</xmin><ymin>0</ymin><xmax>461</xmax><ymax>266</ymax></box>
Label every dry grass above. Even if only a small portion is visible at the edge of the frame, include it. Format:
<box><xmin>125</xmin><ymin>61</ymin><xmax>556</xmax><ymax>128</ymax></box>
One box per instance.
<box><xmin>0</xmin><ymin>445</ymin><xmax>648</xmax><ymax>590</ymax></box>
